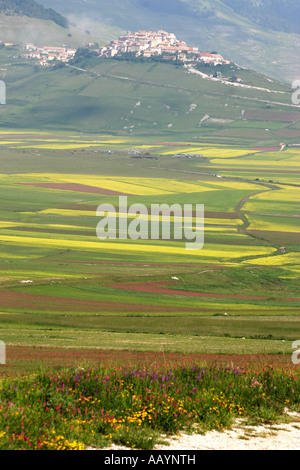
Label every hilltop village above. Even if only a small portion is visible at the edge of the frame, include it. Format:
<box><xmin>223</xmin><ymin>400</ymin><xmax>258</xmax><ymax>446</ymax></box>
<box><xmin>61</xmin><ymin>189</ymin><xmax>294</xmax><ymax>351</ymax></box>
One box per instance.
<box><xmin>100</xmin><ymin>30</ymin><xmax>229</xmax><ymax>65</ymax></box>
<box><xmin>13</xmin><ymin>30</ymin><xmax>229</xmax><ymax>67</ymax></box>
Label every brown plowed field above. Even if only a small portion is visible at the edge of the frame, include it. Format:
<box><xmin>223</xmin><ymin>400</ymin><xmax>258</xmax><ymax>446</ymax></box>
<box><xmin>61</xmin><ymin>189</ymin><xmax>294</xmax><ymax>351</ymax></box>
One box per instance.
<box><xmin>245</xmin><ymin>109</ymin><xmax>300</xmax><ymax>122</ymax></box>
<box><xmin>0</xmin><ymin>345</ymin><xmax>296</xmax><ymax>377</ymax></box>
<box><xmin>246</xmin><ymin>230</ymin><xmax>300</xmax><ymax>245</ymax></box>
<box><xmin>109</xmin><ymin>281</ymin><xmax>300</xmax><ymax>301</ymax></box>
<box><xmin>275</xmin><ymin>129</ymin><xmax>300</xmax><ymax>138</ymax></box>
<box><xmin>59</xmin><ymin>205</ymin><xmax>239</xmax><ymax>220</ymax></box>
<box><xmin>17</xmin><ymin>182</ymin><xmax>133</xmax><ymax>196</ymax></box>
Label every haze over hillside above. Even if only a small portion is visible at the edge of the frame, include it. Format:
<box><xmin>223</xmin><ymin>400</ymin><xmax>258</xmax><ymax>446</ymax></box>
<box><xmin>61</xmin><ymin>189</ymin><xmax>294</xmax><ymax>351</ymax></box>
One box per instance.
<box><xmin>223</xmin><ymin>0</ymin><xmax>300</xmax><ymax>35</ymax></box>
<box><xmin>0</xmin><ymin>0</ymin><xmax>68</xmax><ymax>27</ymax></box>
<box><xmin>36</xmin><ymin>0</ymin><xmax>300</xmax><ymax>83</ymax></box>
<box><xmin>0</xmin><ymin>0</ymin><xmax>121</xmax><ymax>47</ymax></box>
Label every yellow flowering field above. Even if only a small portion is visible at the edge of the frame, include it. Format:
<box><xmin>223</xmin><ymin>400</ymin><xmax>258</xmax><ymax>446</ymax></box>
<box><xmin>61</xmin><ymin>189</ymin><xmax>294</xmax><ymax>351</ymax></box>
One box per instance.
<box><xmin>0</xmin><ymin>221</ymin><xmax>93</xmax><ymax>231</ymax></box>
<box><xmin>246</xmin><ymin>214</ymin><xmax>300</xmax><ymax>233</ymax></box>
<box><xmin>243</xmin><ymin>185</ymin><xmax>300</xmax><ymax>214</ymax></box>
<box><xmin>6</xmin><ymin>173</ymin><xmax>220</xmax><ymax>196</ymax></box>
<box><xmin>32</xmin><ymin>209</ymin><xmax>243</xmax><ymax>230</ymax></box>
<box><xmin>162</xmin><ymin>147</ymin><xmax>251</xmax><ymax>158</ymax></box>
<box><xmin>244</xmin><ymin>252</ymin><xmax>300</xmax><ymax>267</ymax></box>
<box><xmin>6</xmin><ymin>172</ymin><xmax>261</xmax><ymax>195</ymax></box>
<box><xmin>0</xmin><ymin>234</ymin><xmax>276</xmax><ymax>261</ymax></box>
<box><xmin>209</xmin><ymin>148</ymin><xmax>300</xmax><ymax>167</ymax></box>
<box><xmin>201</xmin><ymin>180</ymin><xmax>259</xmax><ymax>191</ymax></box>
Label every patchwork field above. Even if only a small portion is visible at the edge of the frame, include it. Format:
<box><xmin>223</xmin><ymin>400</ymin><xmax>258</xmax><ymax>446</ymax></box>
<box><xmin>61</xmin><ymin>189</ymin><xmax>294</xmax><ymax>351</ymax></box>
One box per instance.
<box><xmin>0</xmin><ymin>133</ymin><xmax>299</xmax><ymax>375</ymax></box>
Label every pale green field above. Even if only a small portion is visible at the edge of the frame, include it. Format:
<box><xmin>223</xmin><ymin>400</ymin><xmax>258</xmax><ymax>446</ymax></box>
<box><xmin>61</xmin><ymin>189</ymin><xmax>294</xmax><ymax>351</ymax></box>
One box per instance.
<box><xmin>0</xmin><ymin>328</ymin><xmax>291</xmax><ymax>355</ymax></box>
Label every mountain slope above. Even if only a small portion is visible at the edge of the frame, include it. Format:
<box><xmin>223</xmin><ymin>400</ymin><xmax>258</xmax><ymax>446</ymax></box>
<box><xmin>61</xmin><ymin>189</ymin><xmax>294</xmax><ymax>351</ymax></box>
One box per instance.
<box><xmin>0</xmin><ymin>14</ymin><xmax>121</xmax><ymax>46</ymax></box>
<box><xmin>222</xmin><ymin>0</ymin><xmax>300</xmax><ymax>35</ymax></box>
<box><xmin>36</xmin><ymin>0</ymin><xmax>300</xmax><ymax>83</ymax></box>
<box><xmin>0</xmin><ymin>0</ymin><xmax>123</xmax><ymax>47</ymax></box>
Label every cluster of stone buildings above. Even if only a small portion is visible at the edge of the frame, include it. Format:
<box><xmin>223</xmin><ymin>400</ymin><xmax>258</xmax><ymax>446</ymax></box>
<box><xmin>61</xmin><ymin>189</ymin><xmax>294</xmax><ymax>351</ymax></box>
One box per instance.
<box><xmin>99</xmin><ymin>30</ymin><xmax>228</xmax><ymax>65</ymax></box>
<box><xmin>21</xmin><ymin>30</ymin><xmax>229</xmax><ymax>67</ymax></box>
<box><xmin>23</xmin><ymin>43</ymin><xmax>77</xmax><ymax>66</ymax></box>
<box><xmin>0</xmin><ymin>41</ymin><xmax>16</xmax><ymax>47</ymax></box>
